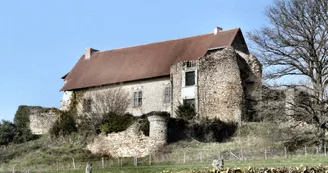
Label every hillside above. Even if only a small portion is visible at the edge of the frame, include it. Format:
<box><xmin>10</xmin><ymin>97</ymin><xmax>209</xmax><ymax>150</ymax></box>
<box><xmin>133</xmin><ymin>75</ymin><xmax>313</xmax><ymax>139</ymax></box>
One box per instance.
<box><xmin>0</xmin><ymin>122</ymin><xmax>314</xmax><ymax>172</ymax></box>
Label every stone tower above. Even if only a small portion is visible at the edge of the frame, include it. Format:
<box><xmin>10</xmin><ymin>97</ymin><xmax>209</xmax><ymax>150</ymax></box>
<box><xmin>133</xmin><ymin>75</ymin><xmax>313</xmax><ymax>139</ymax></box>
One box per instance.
<box><xmin>147</xmin><ymin>112</ymin><xmax>169</xmax><ymax>144</ymax></box>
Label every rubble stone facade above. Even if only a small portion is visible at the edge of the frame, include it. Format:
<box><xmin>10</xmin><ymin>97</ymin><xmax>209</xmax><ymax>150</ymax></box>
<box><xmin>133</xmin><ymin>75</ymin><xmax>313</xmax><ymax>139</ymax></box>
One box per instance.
<box><xmin>170</xmin><ymin>47</ymin><xmax>262</xmax><ymax>122</ymax></box>
<box><xmin>88</xmin><ymin>112</ymin><xmax>168</xmax><ymax>157</ymax></box>
<box><xmin>28</xmin><ymin>106</ymin><xmax>58</xmax><ymax>135</ymax></box>
<box><xmin>198</xmin><ymin>48</ymin><xmax>244</xmax><ymax>122</ymax></box>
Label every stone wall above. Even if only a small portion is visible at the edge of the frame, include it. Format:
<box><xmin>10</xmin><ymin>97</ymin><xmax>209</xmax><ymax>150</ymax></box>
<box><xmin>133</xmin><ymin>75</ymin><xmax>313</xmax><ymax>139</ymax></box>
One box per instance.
<box><xmin>87</xmin><ymin>112</ymin><xmax>168</xmax><ymax>157</ymax></box>
<box><xmin>198</xmin><ymin>47</ymin><xmax>244</xmax><ymax>123</ymax></box>
<box><xmin>170</xmin><ymin>47</ymin><xmax>261</xmax><ymax>123</ymax></box>
<box><xmin>170</xmin><ymin>62</ymin><xmax>183</xmax><ymax>117</ymax></box>
<box><xmin>71</xmin><ymin>77</ymin><xmax>171</xmax><ymax>117</ymax></box>
<box><xmin>236</xmin><ymin>51</ymin><xmax>262</xmax><ymax>121</ymax></box>
<box><xmin>28</xmin><ymin>106</ymin><xmax>58</xmax><ymax>135</ymax></box>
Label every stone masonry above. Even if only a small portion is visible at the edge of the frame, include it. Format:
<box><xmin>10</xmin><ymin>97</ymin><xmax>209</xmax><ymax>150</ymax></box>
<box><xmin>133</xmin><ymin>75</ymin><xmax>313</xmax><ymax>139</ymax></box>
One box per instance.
<box><xmin>171</xmin><ymin>47</ymin><xmax>261</xmax><ymax>122</ymax></box>
<box><xmin>66</xmin><ymin>77</ymin><xmax>171</xmax><ymax>117</ymax></box>
<box><xmin>28</xmin><ymin>106</ymin><xmax>58</xmax><ymax>135</ymax></box>
<box><xmin>87</xmin><ymin>112</ymin><xmax>168</xmax><ymax>157</ymax></box>
<box><xmin>198</xmin><ymin>47</ymin><xmax>244</xmax><ymax>123</ymax></box>
<box><xmin>147</xmin><ymin>112</ymin><xmax>169</xmax><ymax>144</ymax></box>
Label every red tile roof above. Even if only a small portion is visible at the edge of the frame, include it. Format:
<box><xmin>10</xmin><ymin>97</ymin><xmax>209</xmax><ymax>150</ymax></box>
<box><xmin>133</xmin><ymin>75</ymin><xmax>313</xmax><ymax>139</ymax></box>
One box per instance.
<box><xmin>61</xmin><ymin>28</ymin><xmax>242</xmax><ymax>91</ymax></box>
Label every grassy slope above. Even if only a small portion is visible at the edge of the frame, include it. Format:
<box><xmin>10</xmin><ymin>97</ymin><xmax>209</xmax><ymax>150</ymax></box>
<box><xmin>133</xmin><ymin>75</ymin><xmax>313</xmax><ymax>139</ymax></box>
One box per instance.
<box><xmin>0</xmin><ymin>122</ymin><xmax>321</xmax><ymax>172</ymax></box>
<box><xmin>0</xmin><ymin>134</ymin><xmax>99</xmax><ymax>171</ymax></box>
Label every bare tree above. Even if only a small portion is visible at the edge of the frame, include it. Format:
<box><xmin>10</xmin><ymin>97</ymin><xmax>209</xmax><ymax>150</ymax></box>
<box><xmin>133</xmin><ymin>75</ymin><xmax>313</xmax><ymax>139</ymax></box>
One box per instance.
<box><xmin>76</xmin><ymin>87</ymin><xmax>131</xmax><ymax>132</ymax></box>
<box><xmin>248</xmin><ymin>0</ymin><xmax>328</xmax><ymax>152</ymax></box>
<box><xmin>89</xmin><ymin>87</ymin><xmax>130</xmax><ymax>115</ymax></box>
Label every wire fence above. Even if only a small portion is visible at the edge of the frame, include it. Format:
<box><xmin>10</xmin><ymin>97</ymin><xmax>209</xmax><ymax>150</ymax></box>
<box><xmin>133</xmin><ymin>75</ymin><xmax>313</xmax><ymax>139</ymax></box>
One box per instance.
<box><xmin>1</xmin><ymin>146</ymin><xmax>328</xmax><ymax>173</ymax></box>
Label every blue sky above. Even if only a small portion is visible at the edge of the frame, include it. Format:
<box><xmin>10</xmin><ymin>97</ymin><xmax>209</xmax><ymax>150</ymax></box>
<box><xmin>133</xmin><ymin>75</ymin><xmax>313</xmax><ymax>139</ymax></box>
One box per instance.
<box><xmin>0</xmin><ymin>0</ymin><xmax>273</xmax><ymax>121</ymax></box>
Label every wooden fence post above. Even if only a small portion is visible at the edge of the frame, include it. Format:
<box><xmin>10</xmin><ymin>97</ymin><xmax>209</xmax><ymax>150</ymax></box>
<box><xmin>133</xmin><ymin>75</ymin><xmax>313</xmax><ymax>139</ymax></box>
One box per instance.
<box><xmin>134</xmin><ymin>155</ymin><xmax>138</xmax><ymax>166</ymax></box>
<box><xmin>149</xmin><ymin>154</ymin><xmax>152</xmax><ymax>165</ymax></box>
<box><xmin>265</xmin><ymin>149</ymin><xmax>267</xmax><ymax>160</ymax></box>
<box><xmin>316</xmin><ymin>146</ymin><xmax>319</xmax><ymax>154</ymax></box>
<box><xmin>183</xmin><ymin>152</ymin><xmax>186</xmax><ymax>163</ymax></box>
<box><xmin>284</xmin><ymin>147</ymin><xmax>287</xmax><ymax>158</ymax></box>
<box><xmin>72</xmin><ymin>158</ymin><xmax>76</xmax><ymax>169</ymax></box>
<box><xmin>102</xmin><ymin>157</ymin><xmax>104</xmax><ymax>168</ymax></box>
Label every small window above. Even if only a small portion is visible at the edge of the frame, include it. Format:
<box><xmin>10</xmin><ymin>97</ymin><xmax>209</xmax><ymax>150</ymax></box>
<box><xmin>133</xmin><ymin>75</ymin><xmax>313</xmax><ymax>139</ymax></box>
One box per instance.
<box><xmin>164</xmin><ymin>86</ymin><xmax>171</xmax><ymax>103</ymax></box>
<box><xmin>183</xmin><ymin>99</ymin><xmax>195</xmax><ymax>107</ymax></box>
<box><xmin>83</xmin><ymin>99</ymin><xmax>92</xmax><ymax>112</ymax></box>
<box><xmin>185</xmin><ymin>71</ymin><xmax>195</xmax><ymax>86</ymax></box>
<box><xmin>133</xmin><ymin>91</ymin><xmax>142</xmax><ymax>107</ymax></box>
<box><xmin>186</xmin><ymin>61</ymin><xmax>196</xmax><ymax>68</ymax></box>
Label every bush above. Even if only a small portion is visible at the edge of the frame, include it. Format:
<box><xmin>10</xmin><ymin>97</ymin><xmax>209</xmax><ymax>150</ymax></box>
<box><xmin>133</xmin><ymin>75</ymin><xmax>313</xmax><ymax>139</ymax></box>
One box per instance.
<box><xmin>13</xmin><ymin>105</ymin><xmax>38</xmax><ymax>143</ymax></box>
<box><xmin>168</xmin><ymin>118</ymin><xmax>189</xmax><ymax>143</ymax></box>
<box><xmin>175</xmin><ymin>102</ymin><xmax>196</xmax><ymax>121</ymax></box>
<box><xmin>195</xmin><ymin>118</ymin><xmax>237</xmax><ymax>142</ymax></box>
<box><xmin>14</xmin><ymin>105</ymin><xmax>30</xmax><ymax>129</ymax></box>
<box><xmin>0</xmin><ymin>120</ymin><xmax>17</xmax><ymax>145</ymax></box>
<box><xmin>138</xmin><ymin>115</ymin><xmax>150</xmax><ymax>136</ymax></box>
<box><xmin>100</xmin><ymin>112</ymin><xmax>136</xmax><ymax>134</ymax></box>
<box><xmin>168</xmin><ymin>117</ymin><xmax>237</xmax><ymax>143</ymax></box>
<box><xmin>49</xmin><ymin>111</ymin><xmax>77</xmax><ymax>137</ymax></box>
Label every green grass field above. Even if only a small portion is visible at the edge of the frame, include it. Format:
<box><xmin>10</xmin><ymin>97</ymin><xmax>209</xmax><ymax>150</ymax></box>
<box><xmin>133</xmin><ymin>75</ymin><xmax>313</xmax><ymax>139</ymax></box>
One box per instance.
<box><xmin>36</xmin><ymin>155</ymin><xmax>328</xmax><ymax>173</ymax></box>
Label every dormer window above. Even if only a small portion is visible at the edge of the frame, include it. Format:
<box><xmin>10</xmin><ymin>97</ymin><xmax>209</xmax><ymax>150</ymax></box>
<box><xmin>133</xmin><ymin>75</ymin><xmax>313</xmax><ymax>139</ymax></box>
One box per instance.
<box><xmin>185</xmin><ymin>71</ymin><xmax>195</xmax><ymax>86</ymax></box>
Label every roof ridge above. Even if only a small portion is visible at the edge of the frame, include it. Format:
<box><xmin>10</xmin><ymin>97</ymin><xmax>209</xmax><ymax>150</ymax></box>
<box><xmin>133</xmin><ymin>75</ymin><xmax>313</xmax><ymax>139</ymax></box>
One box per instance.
<box><xmin>98</xmin><ymin>28</ymin><xmax>240</xmax><ymax>53</ymax></box>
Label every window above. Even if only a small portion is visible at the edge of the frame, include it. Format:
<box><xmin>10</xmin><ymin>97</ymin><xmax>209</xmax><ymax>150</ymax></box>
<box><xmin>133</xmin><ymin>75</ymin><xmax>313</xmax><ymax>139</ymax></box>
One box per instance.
<box><xmin>186</xmin><ymin>61</ymin><xmax>196</xmax><ymax>68</ymax></box>
<box><xmin>185</xmin><ymin>71</ymin><xmax>195</xmax><ymax>86</ymax></box>
<box><xmin>183</xmin><ymin>99</ymin><xmax>195</xmax><ymax>107</ymax></box>
<box><xmin>83</xmin><ymin>99</ymin><xmax>92</xmax><ymax>112</ymax></box>
<box><xmin>133</xmin><ymin>91</ymin><xmax>142</xmax><ymax>107</ymax></box>
<box><xmin>164</xmin><ymin>86</ymin><xmax>171</xmax><ymax>103</ymax></box>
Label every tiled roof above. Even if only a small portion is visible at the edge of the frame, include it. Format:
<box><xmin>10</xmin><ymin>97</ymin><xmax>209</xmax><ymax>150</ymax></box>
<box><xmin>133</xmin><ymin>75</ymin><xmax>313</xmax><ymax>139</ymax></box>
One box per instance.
<box><xmin>61</xmin><ymin>28</ymin><xmax>242</xmax><ymax>91</ymax></box>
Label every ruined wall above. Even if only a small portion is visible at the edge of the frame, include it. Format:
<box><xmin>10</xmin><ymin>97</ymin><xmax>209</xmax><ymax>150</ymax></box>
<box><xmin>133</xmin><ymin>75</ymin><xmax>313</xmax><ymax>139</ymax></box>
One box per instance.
<box><xmin>198</xmin><ymin>47</ymin><xmax>244</xmax><ymax>123</ymax></box>
<box><xmin>28</xmin><ymin>107</ymin><xmax>58</xmax><ymax>135</ymax></box>
<box><xmin>236</xmin><ymin>51</ymin><xmax>262</xmax><ymax>95</ymax></box>
<box><xmin>236</xmin><ymin>51</ymin><xmax>262</xmax><ymax>121</ymax></box>
<box><xmin>87</xmin><ymin>112</ymin><xmax>168</xmax><ymax>157</ymax></box>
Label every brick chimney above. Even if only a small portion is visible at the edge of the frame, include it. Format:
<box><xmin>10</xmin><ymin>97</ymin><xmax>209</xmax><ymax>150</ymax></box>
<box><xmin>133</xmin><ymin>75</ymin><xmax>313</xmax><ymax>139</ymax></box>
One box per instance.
<box><xmin>85</xmin><ymin>48</ymin><xmax>98</xmax><ymax>60</ymax></box>
<box><xmin>214</xmin><ymin>26</ymin><xmax>223</xmax><ymax>35</ymax></box>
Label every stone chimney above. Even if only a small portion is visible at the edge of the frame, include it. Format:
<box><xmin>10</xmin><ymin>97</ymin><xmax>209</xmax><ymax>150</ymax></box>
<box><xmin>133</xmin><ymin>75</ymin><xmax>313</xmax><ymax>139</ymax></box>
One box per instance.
<box><xmin>85</xmin><ymin>48</ymin><xmax>98</xmax><ymax>60</ymax></box>
<box><xmin>214</xmin><ymin>26</ymin><xmax>223</xmax><ymax>35</ymax></box>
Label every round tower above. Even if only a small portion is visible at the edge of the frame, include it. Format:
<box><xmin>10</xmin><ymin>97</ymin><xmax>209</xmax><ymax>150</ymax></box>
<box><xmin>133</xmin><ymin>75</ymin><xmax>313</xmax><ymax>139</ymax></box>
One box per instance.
<box><xmin>147</xmin><ymin>112</ymin><xmax>169</xmax><ymax>144</ymax></box>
